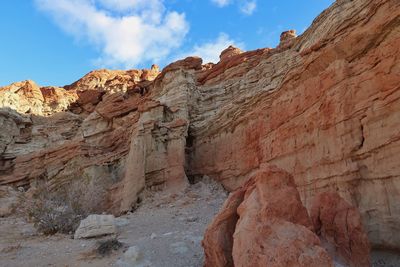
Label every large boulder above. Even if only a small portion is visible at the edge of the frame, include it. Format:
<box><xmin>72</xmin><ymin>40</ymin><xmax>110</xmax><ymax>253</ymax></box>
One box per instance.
<box><xmin>310</xmin><ymin>192</ymin><xmax>371</xmax><ymax>267</ymax></box>
<box><xmin>233</xmin><ymin>219</ymin><xmax>332</xmax><ymax>267</ymax></box>
<box><xmin>203</xmin><ymin>166</ymin><xmax>333</xmax><ymax>267</ymax></box>
<box><xmin>202</xmin><ymin>189</ymin><xmax>246</xmax><ymax>267</ymax></box>
<box><xmin>74</xmin><ymin>214</ymin><xmax>117</xmax><ymax>239</ymax></box>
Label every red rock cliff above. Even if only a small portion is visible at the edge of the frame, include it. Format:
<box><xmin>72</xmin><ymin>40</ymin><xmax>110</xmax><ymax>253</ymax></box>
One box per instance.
<box><xmin>188</xmin><ymin>0</ymin><xmax>400</xmax><ymax>249</ymax></box>
<box><xmin>0</xmin><ymin>0</ymin><xmax>399</xmax><ymax>251</ymax></box>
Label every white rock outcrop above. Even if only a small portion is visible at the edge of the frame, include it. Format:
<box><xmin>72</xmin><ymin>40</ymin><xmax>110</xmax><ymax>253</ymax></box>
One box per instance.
<box><xmin>74</xmin><ymin>214</ymin><xmax>117</xmax><ymax>239</ymax></box>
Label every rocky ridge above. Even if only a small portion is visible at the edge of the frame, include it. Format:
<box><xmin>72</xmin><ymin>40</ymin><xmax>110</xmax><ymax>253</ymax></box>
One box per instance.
<box><xmin>0</xmin><ymin>0</ymin><xmax>399</xmax><ymax>257</ymax></box>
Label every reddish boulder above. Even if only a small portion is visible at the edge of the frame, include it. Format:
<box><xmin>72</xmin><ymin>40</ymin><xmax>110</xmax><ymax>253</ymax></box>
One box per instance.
<box><xmin>233</xmin><ymin>219</ymin><xmax>333</xmax><ymax>267</ymax></box>
<box><xmin>310</xmin><ymin>192</ymin><xmax>371</xmax><ymax>267</ymax></box>
<box><xmin>202</xmin><ymin>189</ymin><xmax>245</xmax><ymax>267</ymax></box>
<box><xmin>203</xmin><ymin>166</ymin><xmax>333</xmax><ymax>267</ymax></box>
<box><xmin>235</xmin><ymin>167</ymin><xmax>313</xmax><ymax>229</ymax></box>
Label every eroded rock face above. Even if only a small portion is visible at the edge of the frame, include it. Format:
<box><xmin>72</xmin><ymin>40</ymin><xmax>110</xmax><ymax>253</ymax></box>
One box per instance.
<box><xmin>311</xmin><ymin>192</ymin><xmax>371</xmax><ymax>267</ymax></box>
<box><xmin>0</xmin><ymin>0</ymin><xmax>399</xmax><ymax>251</ymax></box>
<box><xmin>0</xmin><ymin>80</ymin><xmax>77</xmax><ymax>116</ymax></box>
<box><xmin>189</xmin><ymin>0</ymin><xmax>400</xmax><ymax>249</ymax></box>
<box><xmin>0</xmin><ymin>64</ymin><xmax>187</xmax><ymax>215</ymax></box>
<box><xmin>203</xmin><ymin>167</ymin><xmax>333</xmax><ymax>267</ymax></box>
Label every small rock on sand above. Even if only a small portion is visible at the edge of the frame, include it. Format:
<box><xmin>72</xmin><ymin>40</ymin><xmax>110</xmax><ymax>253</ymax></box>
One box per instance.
<box><xmin>74</xmin><ymin>214</ymin><xmax>117</xmax><ymax>239</ymax></box>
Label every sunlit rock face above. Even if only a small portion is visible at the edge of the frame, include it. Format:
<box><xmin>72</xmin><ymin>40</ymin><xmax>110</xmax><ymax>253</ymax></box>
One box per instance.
<box><xmin>0</xmin><ymin>0</ymin><xmax>399</xmax><ymax>251</ymax></box>
<box><xmin>202</xmin><ymin>167</ymin><xmax>334</xmax><ymax>267</ymax></box>
<box><xmin>189</xmin><ymin>0</ymin><xmax>400</xmax><ymax>250</ymax></box>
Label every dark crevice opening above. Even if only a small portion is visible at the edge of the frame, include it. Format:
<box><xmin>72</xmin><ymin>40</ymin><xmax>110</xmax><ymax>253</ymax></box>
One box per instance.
<box><xmin>185</xmin><ymin>128</ymin><xmax>196</xmax><ymax>184</ymax></box>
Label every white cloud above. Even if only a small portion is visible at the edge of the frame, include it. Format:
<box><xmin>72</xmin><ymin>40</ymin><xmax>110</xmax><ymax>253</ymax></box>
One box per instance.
<box><xmin>212</xmin><ymin>0</ymin><xmax>257</xmax><ymax>15</ymax></box>
<box><xmin>240</xmin><ymin>0</ymin><xmax>257</xmax><ymax>15</ymax></box>
<box><xmin>35</xmin><ymin>0</ymin><xmax>189</xmax><ymax>68</ymax></box>
<box><xmin>97</xmin><ymin>0</ymin><xmax>164</xmax><ymax>22</ymax></box>
<box><xmin>211</xmin><ymin>0</ymin><xmax>231</xmax><ymax>7</ymax></box>
<box><xmin>176</xmin><ymin>33</ymin><xmax>243</xmax><ymax>64</ymax></box>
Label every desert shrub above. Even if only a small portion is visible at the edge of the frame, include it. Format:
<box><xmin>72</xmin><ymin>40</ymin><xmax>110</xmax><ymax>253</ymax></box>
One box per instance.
<box><xmin>96</xmin><ymin>239</ymin><xmax>123</xmax><ymax>256</ymax></box>
<box><xmin>19</xmin><ymin>178</ymin><xmax>107</xmax><ymax>235</ymax></box>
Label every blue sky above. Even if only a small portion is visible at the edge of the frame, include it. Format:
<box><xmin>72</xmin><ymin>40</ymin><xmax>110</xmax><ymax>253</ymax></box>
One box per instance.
<box><xmin>0</xmin><ymin>0</ymin><xmax>334</xmax><ymax>87</ymax></box>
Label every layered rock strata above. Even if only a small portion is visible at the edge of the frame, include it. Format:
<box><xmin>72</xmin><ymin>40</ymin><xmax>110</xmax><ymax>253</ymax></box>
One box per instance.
<box><xmin>0</xmin><ymin>0</ymin><xmax>399</xmax><ymax>250</ymax></box>
<box><xmin>188</xmin><ymin>0</ymin><xmax>400</xmax><ymax>249</ymax></box>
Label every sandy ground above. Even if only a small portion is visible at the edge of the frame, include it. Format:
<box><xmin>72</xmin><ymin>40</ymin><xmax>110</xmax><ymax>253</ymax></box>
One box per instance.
<box><xmin>0</xmin><ymin>179</ymin><xmax>399</xmax><ymax>267</ymax></box>
<box><xmin>0</xmin><ymin>180</ymin><xmax>227</xmax><ymax>267</ymax></box>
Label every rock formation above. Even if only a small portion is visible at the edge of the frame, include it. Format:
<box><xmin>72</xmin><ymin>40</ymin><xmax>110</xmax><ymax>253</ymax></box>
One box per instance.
<box><xmin>0</xmin><ymin>0</ymin><xmax>399</xmax><ymax>253</ymax></box>
<box><xmin>74</xmin><ymin>214</ymin><xmax>117</xmax><ymax>239</ymax></box>
<box><xmin>203</xmin><ymin>166</ymin><xmax>334</xmax><ymax>267</ymax></box>
<box><xmin>310</xmin><ymin>192</ymin><xmax>371</xmax><ymax>267</ymax></box>
<box><xmin>190</xmin><ymin>0</ymin><xmax>400</xmax><ymax>250</ymax></box>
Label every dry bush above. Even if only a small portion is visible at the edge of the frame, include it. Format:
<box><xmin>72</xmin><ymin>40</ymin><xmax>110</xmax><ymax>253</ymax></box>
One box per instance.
<box><xmin>19</xmin><ymin>178</ymin><xmax>108</xmax><ymax>235</ymax></box>
<box><xmin>79</xmin><ymin>239</ymin><xmax>123</xmax><ymax>260</ymax></box>
<box><xmin>1</xmin><ymin>244</ymin><xmax>22</xmax><ymax>254</ymax></box>
<box><xmin>97</xmin><ymin>239</ymin><xmax>123</xmax><ymax>256</ymax></box>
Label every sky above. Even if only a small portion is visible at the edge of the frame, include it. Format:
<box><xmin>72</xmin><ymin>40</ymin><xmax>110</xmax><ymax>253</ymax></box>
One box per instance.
<box><xmin>0</xmin><ymin>0</ymin><xmax>334</xmax><ymax>87</ymax></box>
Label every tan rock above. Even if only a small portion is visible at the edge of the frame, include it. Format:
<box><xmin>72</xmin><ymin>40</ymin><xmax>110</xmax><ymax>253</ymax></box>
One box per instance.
<box><xmin>219</xmin><ymin>46</ymin><xmax>243</xmax><ymax>62</ymax></box>
<box><xmin>277</xmin><ymin>30</ymin><xmax>297</xmax><ymax>50</ymax></box>
<box><xmin>74</xmin><ymin>214</ymin><xmax>117</xmax><ymax>239</ymax></box>
<box><xmin>141</xmin><ymin>64</ymin><xmax>160</xmax><ymax>81</ymax></box>
<box><xmin>0</xmin><ymin>80</ymin><xmax>77</xmax><ymax>116</ymax></box>
<box><xmin>280</xmin><ymin>29</ymin><xmax>297</xmax><ymax>42</ymax></box>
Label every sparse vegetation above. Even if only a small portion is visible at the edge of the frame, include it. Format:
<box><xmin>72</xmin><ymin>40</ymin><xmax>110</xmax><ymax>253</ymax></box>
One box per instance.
<box><xmin>1</xmin><ymin>244</ymin><xmax>22</xmax><ymax>254</ymax></box>
<box><xmin>19</xmin><ymin>177</ymin><xmax>108</xmax><ymax>235</ymax></box>
<box><xmin>96</xmin><ymin>239</ymin><xmax>123</xmax><ymax>256</ymax></box>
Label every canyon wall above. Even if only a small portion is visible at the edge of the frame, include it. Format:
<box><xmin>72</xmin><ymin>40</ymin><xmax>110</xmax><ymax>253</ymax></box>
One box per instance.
<box><xmin>188</xmin><ymin>0</ymin><xmax>400</xmax><ymax>249</ymax></box>
<box><xmin>0</xmin><ymin>0</ymin><xmax>399</xmax><ymax>250</ymax></box>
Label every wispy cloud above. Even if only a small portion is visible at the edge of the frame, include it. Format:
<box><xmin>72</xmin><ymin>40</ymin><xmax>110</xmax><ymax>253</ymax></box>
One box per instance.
<box><xmin>35</xmin><ymin>0</ymin><xmax>189</xmax><ymax>68</ymax></box>
<box><xmin>211</xmin><ymin>0</ymin><xmax>231</xmax><ymax>7</ymax></box>
<box><xmin>211</xmin><ymin>0</ymin><xmax>257</xmax><ymax>15</ymax></box>
<box><xmin>240</xmin><ymin>0</ymin><xmax>257</xmax><ymax>15</ymax></box>
<box><xmin>176</xmin><ymin>33</ymin><xmax>243</xmax><ymax>64</ymax></box>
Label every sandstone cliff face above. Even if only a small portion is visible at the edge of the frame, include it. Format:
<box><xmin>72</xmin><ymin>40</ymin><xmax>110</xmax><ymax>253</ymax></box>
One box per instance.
<box><xmin>189</xmin><ymin>0</ymin><xmax>400</xmax><ymax>249</ymax></box>
<box><xmin>0</xmin><ymin>0</ymin><xmax>399</xmax><ymax>251</ymax></box>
